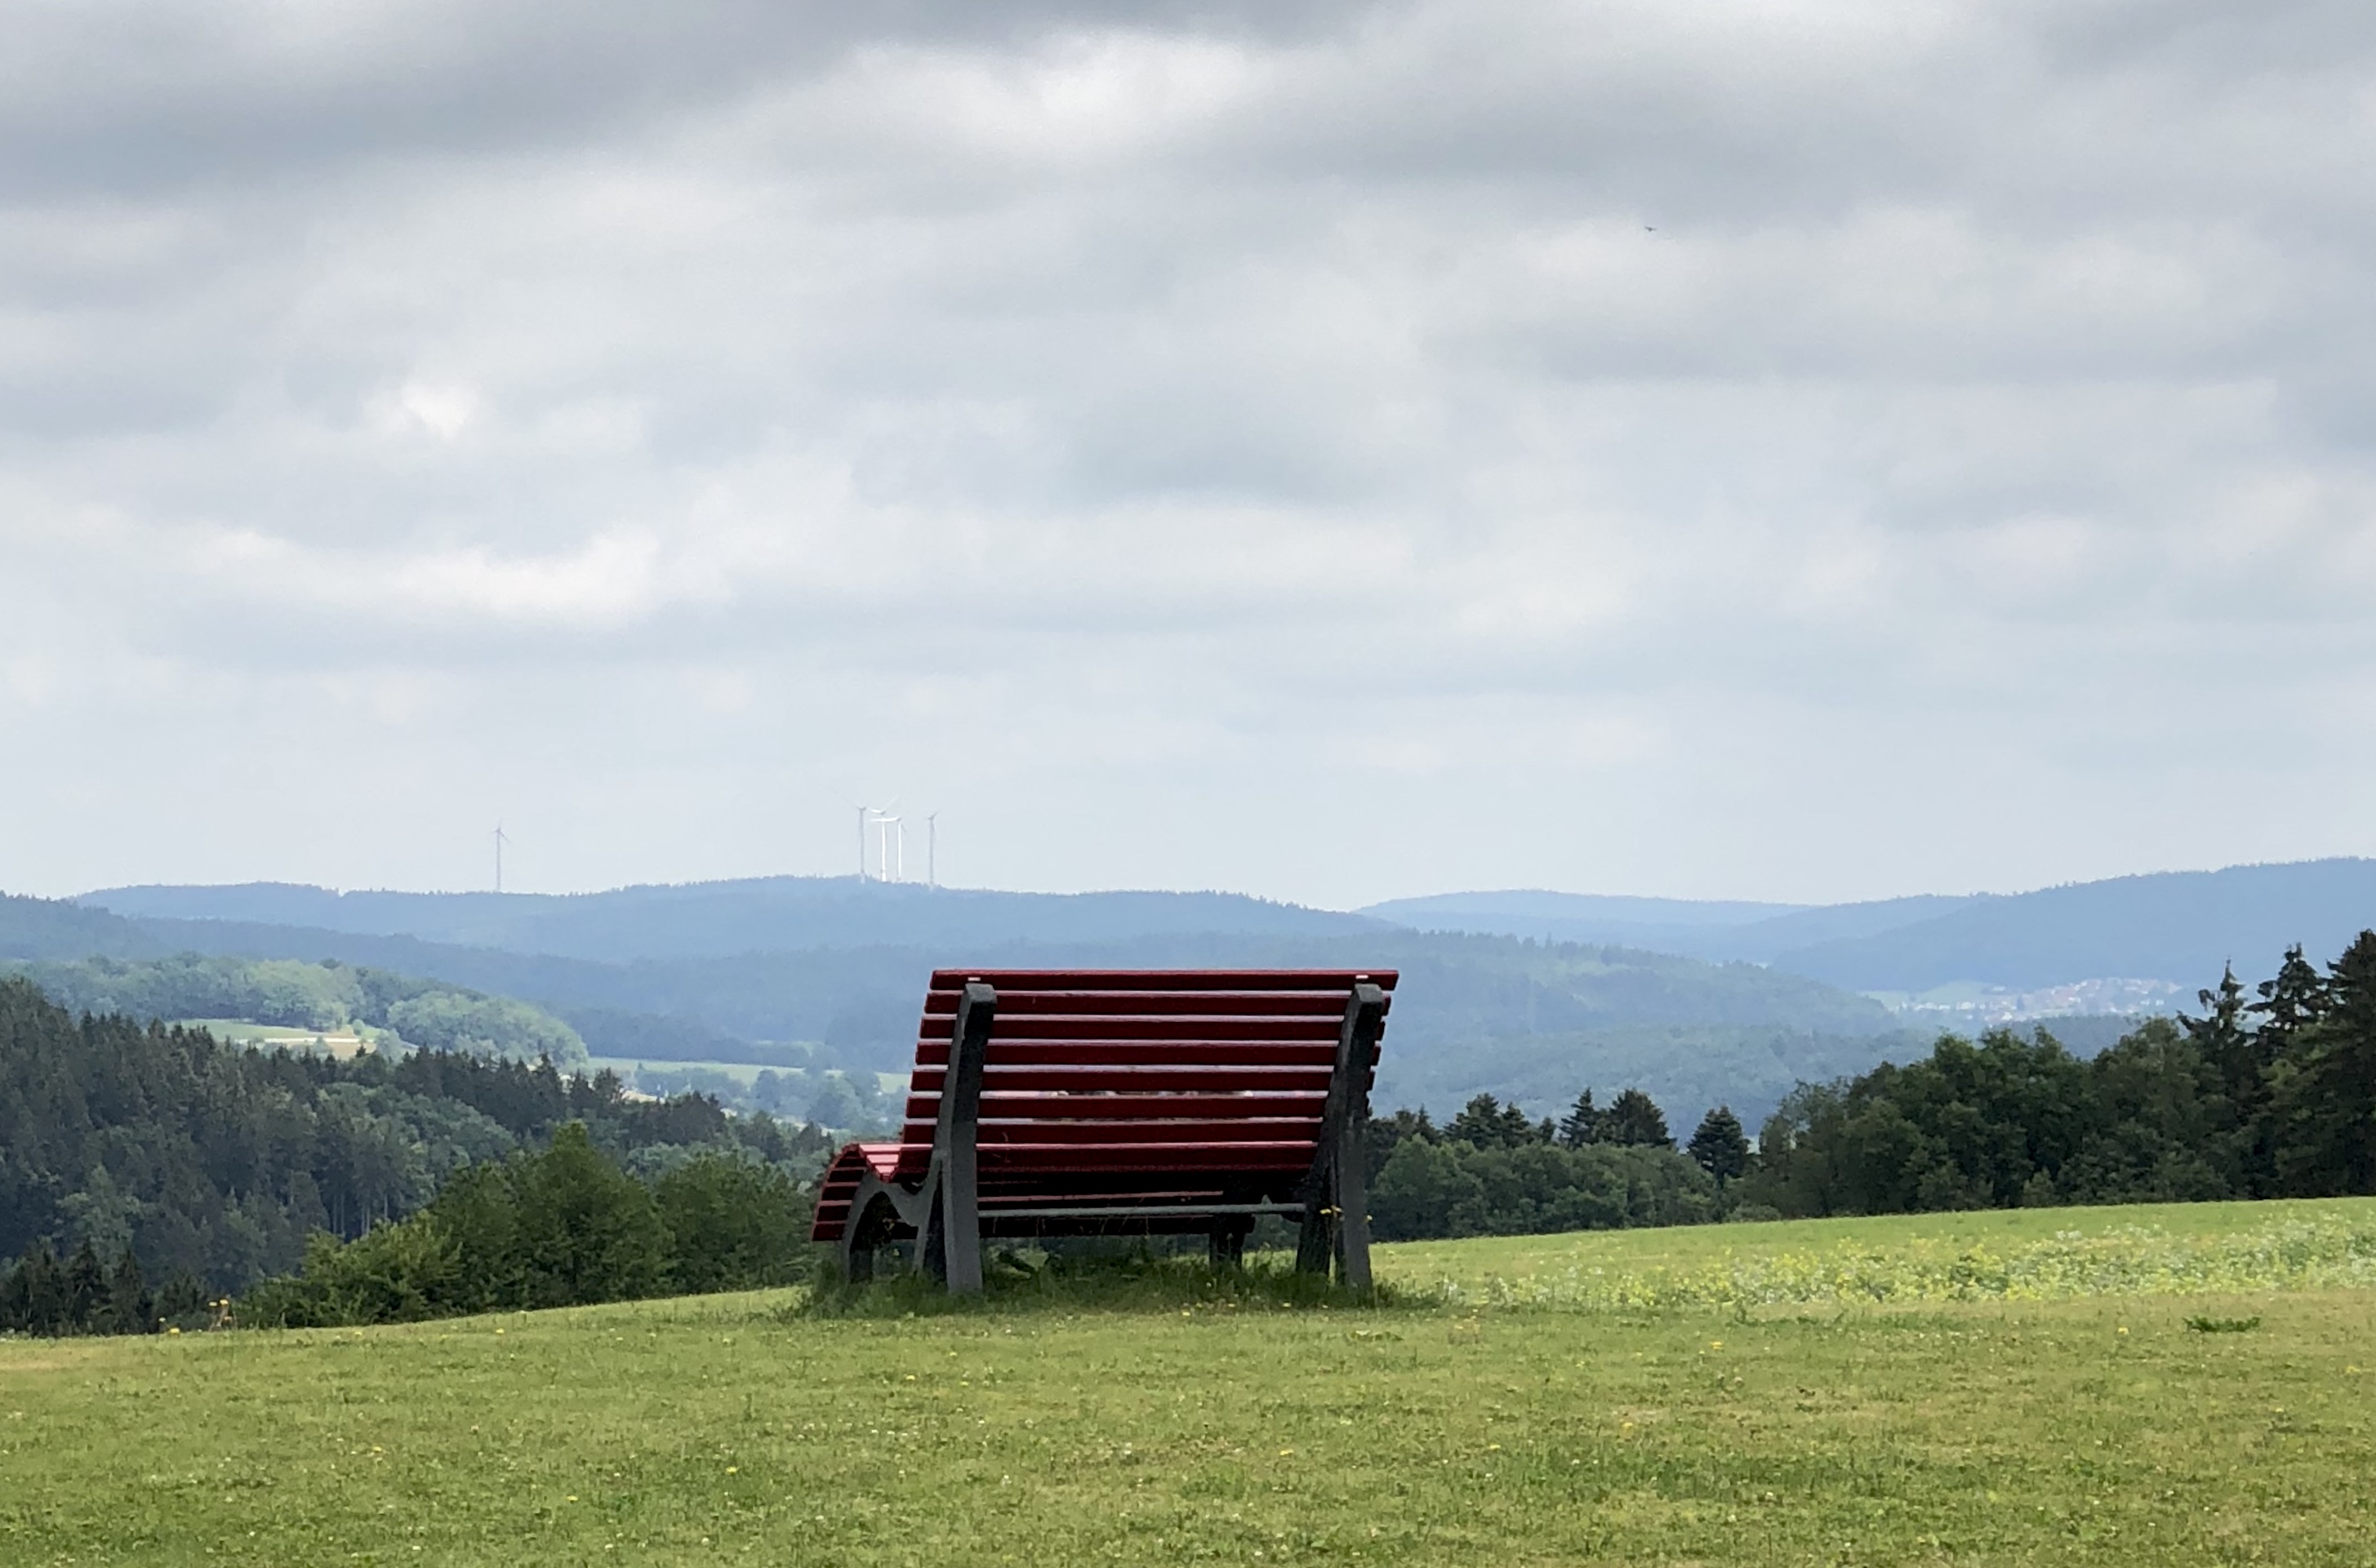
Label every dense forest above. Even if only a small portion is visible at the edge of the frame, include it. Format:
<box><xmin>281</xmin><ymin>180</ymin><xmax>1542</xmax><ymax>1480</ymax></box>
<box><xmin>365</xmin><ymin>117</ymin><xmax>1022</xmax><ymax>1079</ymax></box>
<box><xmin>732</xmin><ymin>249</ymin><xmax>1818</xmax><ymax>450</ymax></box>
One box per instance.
<box><xmin>2</xmin><ymin>953</ymin><xmax>591</xmax><ymax>1068</ymax></box>
<box><xmin>1743</xmin><ymin>937</ymin><xmax>2376</xmax><ymax>1213</ymax></box>
<box><xmin>0</xmin><ymin>977</ymin><xmax>834</xmax><ymax>1302</ymax></box>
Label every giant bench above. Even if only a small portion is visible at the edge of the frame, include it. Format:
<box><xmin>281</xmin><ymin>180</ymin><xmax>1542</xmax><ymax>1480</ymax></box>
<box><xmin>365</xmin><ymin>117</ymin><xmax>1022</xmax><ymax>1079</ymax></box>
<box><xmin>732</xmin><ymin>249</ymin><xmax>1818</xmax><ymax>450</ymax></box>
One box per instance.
<box><xmin>808</xmin><ymin>968</ymin><xmax>1397</xmax><ymax>1292</ymax></box>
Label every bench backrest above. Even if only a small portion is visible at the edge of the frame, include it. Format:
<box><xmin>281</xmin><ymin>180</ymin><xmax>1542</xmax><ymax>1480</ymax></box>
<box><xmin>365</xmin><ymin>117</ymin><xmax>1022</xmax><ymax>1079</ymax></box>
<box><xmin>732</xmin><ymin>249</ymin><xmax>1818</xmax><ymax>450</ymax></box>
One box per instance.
<box><xmin>809</xmin><ymin>969</ymin><xmax>1398</xmax><ymax>1281</ymax></box>
<box><xmin>887</xmin><ymin>968</ymin><xmax>1395</xmax><ymax>1181</ymax></box>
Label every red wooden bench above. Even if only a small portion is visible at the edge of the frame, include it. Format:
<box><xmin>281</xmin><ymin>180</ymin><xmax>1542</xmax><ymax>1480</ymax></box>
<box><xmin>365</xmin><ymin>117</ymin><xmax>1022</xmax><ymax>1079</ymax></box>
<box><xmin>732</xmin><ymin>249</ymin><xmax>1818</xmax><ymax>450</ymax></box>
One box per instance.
<box><xmin>808</xmin><ymin>969</ymin><xmax>1397</xmax><ymax>1293</ymax></box>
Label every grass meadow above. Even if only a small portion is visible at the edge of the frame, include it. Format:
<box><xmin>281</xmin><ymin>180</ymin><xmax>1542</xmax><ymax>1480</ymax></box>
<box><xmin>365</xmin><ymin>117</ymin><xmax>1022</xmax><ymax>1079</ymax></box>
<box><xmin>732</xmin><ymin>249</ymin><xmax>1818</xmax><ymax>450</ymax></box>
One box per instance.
<box><xmin>4</xmin><ymin>1199</ymin><xmax>2373</xmax><ymax>1566</ymax></box>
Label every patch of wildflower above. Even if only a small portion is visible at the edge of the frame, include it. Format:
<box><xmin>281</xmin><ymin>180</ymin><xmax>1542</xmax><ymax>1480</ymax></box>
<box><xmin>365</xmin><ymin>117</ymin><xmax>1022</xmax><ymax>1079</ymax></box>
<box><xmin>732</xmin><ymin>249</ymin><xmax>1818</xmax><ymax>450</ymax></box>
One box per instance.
<box><xmin>1417</xmin><ymin>1217</ymin><xmax>2376</xmax><ymax>1313</ymax></box>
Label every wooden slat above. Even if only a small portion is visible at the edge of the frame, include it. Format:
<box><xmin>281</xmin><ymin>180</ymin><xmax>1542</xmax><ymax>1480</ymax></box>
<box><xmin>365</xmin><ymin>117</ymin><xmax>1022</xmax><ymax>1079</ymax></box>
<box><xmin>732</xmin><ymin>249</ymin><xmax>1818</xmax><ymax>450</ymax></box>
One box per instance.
<box><xmin>928</xmin><ymin>990</ymin><xmax>1359</xmax><ymax>1018</ymax></box>
<box><xmin>911</xmin><ymin>1039</ymin><xmax>1345</xmax><ymax>1068</ymax></box>
<box><xmin>959</xmin><ymin>1144</ymin><xmax>1319</xmax><ymax>1171</ymax></box>
<box><xmin>908</xmin><ymin>1064</ymin><xmax>1338</xmax><ymax>1094</ymax></box>
<box><xmin>950</xmin><ymin>1016</ymin><xmax>1345</xmax><ymax>1042</ymax></box>
<box><xmin>929</xmin><ymin>969</ymin><xmax>1398</xmax><ymax>993</ymax></box>
<box><xmin>974</xmin><ymin>1117</ymin><xmax>1321</xmax><ymax>1144</ymax></box>
<box><xmin>980</xmin><ymin>1091</ymin><xmax>1328</xmax><ymax>1118</ymax></box>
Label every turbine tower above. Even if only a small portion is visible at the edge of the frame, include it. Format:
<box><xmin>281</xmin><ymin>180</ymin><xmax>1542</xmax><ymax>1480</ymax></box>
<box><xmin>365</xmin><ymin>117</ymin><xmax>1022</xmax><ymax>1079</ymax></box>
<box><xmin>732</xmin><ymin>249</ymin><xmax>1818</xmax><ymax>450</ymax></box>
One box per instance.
<box><xmin>926</xmin><ymin>811</ymin><xmax>938</xmax><ymax>888</ymax></box>
<box><xmin>493</xmin><ymin>823</ymin><xmax>509</xmax><ymax>895</ymax></box>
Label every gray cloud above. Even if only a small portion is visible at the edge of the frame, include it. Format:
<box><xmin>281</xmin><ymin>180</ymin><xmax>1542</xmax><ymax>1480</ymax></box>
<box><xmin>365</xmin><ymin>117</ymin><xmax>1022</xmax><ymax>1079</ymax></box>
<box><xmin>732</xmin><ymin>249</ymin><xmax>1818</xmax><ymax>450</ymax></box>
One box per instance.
<box><xmin>4</xmin><ymin>1</ymin><xmax>2374</xmax><ymax>907</ymax></box>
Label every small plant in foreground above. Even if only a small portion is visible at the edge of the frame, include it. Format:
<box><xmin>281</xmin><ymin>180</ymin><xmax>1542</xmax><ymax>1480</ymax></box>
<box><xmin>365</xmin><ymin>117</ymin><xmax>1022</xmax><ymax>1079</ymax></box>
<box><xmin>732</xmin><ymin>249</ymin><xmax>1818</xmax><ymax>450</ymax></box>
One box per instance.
<box><xmin>2185</xmin><ymin>1314</ymin><xmax>2263</xmax><ymax>1333</ymax></box>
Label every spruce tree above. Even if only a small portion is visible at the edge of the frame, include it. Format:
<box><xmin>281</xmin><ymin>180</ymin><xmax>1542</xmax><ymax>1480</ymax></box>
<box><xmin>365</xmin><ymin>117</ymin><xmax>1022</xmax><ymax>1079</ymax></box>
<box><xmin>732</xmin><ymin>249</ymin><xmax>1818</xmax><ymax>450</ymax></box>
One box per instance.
<box><xmin>1687</xmin><ymin>1106</ymin><xmax>1751</xmax><ymax>1183</ymax></box>
<box><xmin>1449</xmin><ymin>1095</ymin><xmax>1519</xmax><ymax>1149</ymax></box>
<box><xmin>2251</xmin><ymin>945</ymin><xmax>2329</xmax><ymax>1058</ymax></box>
<box><xmin>1604</xmin><ymin>1088</ymin><xmax>1673</xmax><ymax>1148</ymax></box>
<box><xmin>2182</xmin><ymin>963</ymin><xmax>2260</xmax><ymax>1104</ymax></box>
<box><xmin>2269</xmin><ymin>931</ymin><xmax>2376</xmax><ymax>1196</ymax></box>
<box><xmin>104</xmin><ymin>1248</ymin><xmax>152</xmax><ymax>1335</ymax></box>
<box><xmin>19</xmin><ymin>1243</ymin><xmax>68</xmax><ymax>1335</ymax></box>
<box><xmin>1558</xmin><ymin>1089</ymin><xmax>1604</xmax><ymax>1148</ymax></box>
<box><xmin>64</xmin><ymin>1241</ymin><xmax>106</xmax><ymax>1333</ymax></box>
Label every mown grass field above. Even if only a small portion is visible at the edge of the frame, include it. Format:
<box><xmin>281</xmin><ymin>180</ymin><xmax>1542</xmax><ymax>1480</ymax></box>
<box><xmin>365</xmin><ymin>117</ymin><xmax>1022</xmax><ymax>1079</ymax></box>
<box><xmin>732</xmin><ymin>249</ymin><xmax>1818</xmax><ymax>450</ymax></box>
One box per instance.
<box><xmin>5</xmin><ymin>1200</ymin><xmax>2374</xmax><ymax>1566</ymax></box>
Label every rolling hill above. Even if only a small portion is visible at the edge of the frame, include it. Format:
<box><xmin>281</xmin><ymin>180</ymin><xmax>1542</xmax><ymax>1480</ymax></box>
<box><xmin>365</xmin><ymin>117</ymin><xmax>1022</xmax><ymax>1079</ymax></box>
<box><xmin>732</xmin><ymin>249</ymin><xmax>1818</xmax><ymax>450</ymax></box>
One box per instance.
<box><xmin>80</xmin><ymin>877</ymin><xmax>1384</xmax><ymax>961</ymax></box>
<box><xmin>1365</xmin><ymin>860</ymin><xmax>2376</xmax><ymax>993</ymax></box>
<box><xmin>2</xmin><ymin>889</ymin><xmax>1915</xmax><ymax>1129</ymax></box>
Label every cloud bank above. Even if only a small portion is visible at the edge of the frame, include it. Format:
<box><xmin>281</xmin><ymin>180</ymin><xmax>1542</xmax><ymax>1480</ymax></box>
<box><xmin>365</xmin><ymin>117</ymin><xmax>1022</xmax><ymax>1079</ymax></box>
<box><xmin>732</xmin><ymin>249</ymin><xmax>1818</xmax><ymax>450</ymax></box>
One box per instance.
<box><xmin>5</xmin><ymin>0</ymin><xmax>2374</xmax><ymax>905</ymax></box>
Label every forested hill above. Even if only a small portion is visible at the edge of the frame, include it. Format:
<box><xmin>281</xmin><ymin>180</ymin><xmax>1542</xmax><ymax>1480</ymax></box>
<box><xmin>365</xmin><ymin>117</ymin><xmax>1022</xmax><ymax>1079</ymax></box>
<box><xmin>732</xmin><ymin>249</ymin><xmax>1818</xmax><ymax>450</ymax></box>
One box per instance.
<box><xmin>1767</xmin><ymin>860</ymin><xmax>2376</xmax><ymax>991</ymax></box>
<box><xmin>0</xmin><ymin>892</ymin><xmax>159</xmax><ymax>961</ymax></box>
<box><xmin>79</xmin><ymin>877</ymin><xmax>1385</xmax><ymax>960</ymax></box>
<box><xmin>1365</xmin><ymin>860</ymin><xmax>2376</xmax><ymax>993</ymax></box>
<box><xmin>0</xmin><ymin>977</ymin><xmax>830</xmax><ymax>1295</ymax></box>
<box><xmin>1</xmin><ymin>889</ymin><xmax>1915</xmax><ymax>1129</ymax></box>
<box><xmin>5</xmin><ymin>953</ymin><xmax>592</xmax><ymax>1069</ymax></box>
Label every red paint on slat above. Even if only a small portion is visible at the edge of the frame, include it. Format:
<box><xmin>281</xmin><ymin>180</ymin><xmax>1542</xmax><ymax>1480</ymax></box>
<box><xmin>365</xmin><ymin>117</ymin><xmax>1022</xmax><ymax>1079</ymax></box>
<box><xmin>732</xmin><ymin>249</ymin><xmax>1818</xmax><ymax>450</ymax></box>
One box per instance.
<box><xmin>910</xmin><ymin>1040</ymin><xmax>1346</xmax><ymax>1067</ymax></box>
<box><xmin>926</xmin><ymin>970</ymin><xmax>1398</xmax><ymax>993</ymax></box>
<box><xmin>974</xmin><ymin>1118</ymin><xmax>1323</xmax><ymax>1144</ymax></box>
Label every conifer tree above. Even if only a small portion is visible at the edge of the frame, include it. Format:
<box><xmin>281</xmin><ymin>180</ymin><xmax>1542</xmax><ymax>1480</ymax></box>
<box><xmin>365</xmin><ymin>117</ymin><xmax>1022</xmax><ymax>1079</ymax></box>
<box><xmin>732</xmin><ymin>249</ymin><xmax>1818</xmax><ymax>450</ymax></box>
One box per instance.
<box><xmin>1604</xmin><ymin>1088</ymin><xmax>1673</xmax><ymax>1148</ymax></box>
<box><xmin>1559</xmin><ymin>1089</ymin><xmax>1604</xmax><ymax>1148</ymax></box>
<box><xmin>104</xmin><ymin>1248</ymin><xmax>153</xmax><ymax>1335</ymax></box>
<box><xmin>2182</xmin><ymin>962</ymin><xmax>2260</xmax><ymax>1105</ymax></box>
<box><xmin>1449</xmin><ymin>1095</ymin><xmax>1537</xmax><ymax>1149</ymax></box>
<box><xmin>2251</xmin><ymin>945</ymin><xmax>2329</xmax><ymax>1058</ymax></box>
<box><xmin>2269</xmin><ymin>930</ymin><xmax>2376</xmax><ymax>1195</ymax></box>
<box><xmin>1687</xmin><ymin>1106</ymin><xmax>1751</xmax><ymax>1183</ymax></box>
<box><xmin>65</xmin><ymin>1241</ymin><xmax>106</xmax><ymax>1333</ymax></box>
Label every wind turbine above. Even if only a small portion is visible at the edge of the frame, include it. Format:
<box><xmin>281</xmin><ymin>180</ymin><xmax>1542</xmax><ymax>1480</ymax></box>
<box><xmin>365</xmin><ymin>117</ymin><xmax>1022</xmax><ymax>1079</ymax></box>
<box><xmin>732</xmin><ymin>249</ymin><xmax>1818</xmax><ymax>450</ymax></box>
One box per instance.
<box><xmin>873</xmin><ymin>810</ymin><xmax>904</xmax><ymax>882</ymax></box>
<box><xmin>493</xmin><ymin>822</ymin><xmax>509</xmax><ymax>894</ymax></box>
<box><xmin>925</xmin><ymin>812</ymin><xmax>938</xmax><ymax>888</ymax></box>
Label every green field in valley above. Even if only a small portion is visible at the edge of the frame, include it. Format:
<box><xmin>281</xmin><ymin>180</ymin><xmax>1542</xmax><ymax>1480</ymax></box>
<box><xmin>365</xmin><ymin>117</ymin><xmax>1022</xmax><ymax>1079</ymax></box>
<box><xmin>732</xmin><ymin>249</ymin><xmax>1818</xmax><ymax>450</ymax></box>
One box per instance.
<box><xmin>5</xmin><ymin>1200</ymin><xmax>2374</xmax><ymax>1566</ymax></box>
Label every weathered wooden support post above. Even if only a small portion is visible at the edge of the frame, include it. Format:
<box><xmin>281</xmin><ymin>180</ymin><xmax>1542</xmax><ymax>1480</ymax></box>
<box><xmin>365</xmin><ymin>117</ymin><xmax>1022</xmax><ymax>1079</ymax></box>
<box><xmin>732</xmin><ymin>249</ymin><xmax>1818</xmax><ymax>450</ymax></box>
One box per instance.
<box><xmin>923</xmin><ymin>980</ymin><xmax>997</xmax><ymax>1294</ymax></box>
<box><xmin>1297</xmin><ymin>980</ymin><xmax>1387</xmax><ymax>1286</ymax></box>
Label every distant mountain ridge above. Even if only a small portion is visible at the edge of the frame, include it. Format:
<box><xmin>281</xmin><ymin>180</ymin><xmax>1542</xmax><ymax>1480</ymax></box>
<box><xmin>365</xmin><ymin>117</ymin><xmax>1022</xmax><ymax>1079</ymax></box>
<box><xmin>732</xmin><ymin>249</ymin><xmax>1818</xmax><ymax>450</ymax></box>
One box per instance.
<box><xmin>1768</xmin><ymin>860</ymin><xmax>2376</xmax><ymax>991</ymax></box>
<box><xmin>1364</xmin><ymin>860</ymin><xmax>2376</xmax><ymax>993</ymax></box>
<box><xmin>80</xmin><ymin>877</ymin><xmax>1384</xmax><ymax>961</ymax></box>
<box><xmin>1359</xmin><ymin>889</ymin><xmax>1977</xmax><ymax>961</ymax></box>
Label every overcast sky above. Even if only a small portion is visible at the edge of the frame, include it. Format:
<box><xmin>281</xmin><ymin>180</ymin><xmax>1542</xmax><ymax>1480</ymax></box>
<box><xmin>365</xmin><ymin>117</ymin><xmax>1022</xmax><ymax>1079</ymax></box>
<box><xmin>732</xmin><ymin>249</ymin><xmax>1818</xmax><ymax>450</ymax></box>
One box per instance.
<box><xmin>4</xmin><ymin>0</ymin><xmax>2374</xmax><ymax>909</ymax></box>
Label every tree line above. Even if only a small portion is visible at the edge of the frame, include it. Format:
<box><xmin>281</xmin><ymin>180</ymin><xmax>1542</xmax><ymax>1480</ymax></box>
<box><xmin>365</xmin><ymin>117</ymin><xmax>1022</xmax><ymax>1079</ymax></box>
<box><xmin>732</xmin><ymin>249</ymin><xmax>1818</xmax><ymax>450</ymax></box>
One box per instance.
<box><xmin>1359</xmin><ymin>1086</ymin><xmax>1751</xmax><ymax>1240</ymax></box>
<box><xmin>0</xmin><ymin>976</ymin><xmax>835</xmax><ymax>1317</ymax></box>
<box><xmin>242</xmin><ymin>1125</ymin><xmax>812</xmax><ymax>1327</ymax></box>
<box><xmin>1742</xmin><ymin>937</ymin><xmax>2376</xmax><ymax>1215</ymax></box>
<box><xmin>1358</xmin><ymin>934</ymin><xmax>2376</xmax><ymax>1236</ymax></box>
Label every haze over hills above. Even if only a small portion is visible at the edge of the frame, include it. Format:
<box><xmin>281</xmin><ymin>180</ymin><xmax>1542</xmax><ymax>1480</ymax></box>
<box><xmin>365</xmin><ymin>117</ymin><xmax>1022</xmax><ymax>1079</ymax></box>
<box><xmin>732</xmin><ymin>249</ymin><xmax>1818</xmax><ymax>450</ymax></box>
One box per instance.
<box><xmin>10</xmin><ymin>889</ymin><xmax>1911</xmax><ymax>1129</ymax></box>
<box><xmin>1360</xmin><ymin>890</ymin><xmax>1978</xmax><ymax>962</ymax></box>
<box><xmin>1364</xmin><ymin>860</ymin><xmax>2376</xmax><ymax>995</ymax></box>
<box><xmin>81</xmin><ymin>878</ymin><xmax>1384</xmax><ymax>961</ymax></box>
<box><xmin>19</xmin><ymin>855</ymin><xmax>2376</xmax><ymax>1129</ymax></box>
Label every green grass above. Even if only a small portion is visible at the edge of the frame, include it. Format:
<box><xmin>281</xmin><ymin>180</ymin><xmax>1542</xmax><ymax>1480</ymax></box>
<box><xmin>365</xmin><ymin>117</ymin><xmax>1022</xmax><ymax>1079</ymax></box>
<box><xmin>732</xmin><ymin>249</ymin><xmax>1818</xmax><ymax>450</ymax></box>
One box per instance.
<box><xmin>6</xmin><ymin>1201</ymin><xmax>2375</xmax><ymax>1566</ymax></box>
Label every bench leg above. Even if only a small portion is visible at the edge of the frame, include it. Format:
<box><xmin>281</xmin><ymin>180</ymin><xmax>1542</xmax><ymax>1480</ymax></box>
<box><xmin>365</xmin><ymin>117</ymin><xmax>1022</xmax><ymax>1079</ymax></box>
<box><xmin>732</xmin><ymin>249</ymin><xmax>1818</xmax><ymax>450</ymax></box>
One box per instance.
<box><xmin>1295</xmin><ymin>1205</ymin><xmax>1333</xmax><ymax>1276</ymax></box>
<box><xmin>1208</xmin><ymin>1219</ymin><xmax>1251</xmax><ymax>1269</ymax></box>
<box><xmin>840</xmin><ymin>1183</ymin><xmax>902</xmax><ymax>1284</ymax></box>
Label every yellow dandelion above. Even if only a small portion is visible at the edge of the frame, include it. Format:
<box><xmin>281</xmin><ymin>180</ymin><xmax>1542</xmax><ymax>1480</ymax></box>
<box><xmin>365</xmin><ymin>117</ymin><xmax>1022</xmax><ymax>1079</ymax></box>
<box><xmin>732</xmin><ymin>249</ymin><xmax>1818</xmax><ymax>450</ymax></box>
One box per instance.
<box><xmin>727</xmin><ymin>1466</ymin><xmax>739</xmax><ymax>1474</ymax></box>
<box><xmin>1278</xmin><ymin>1448</ymin><xmax>1294</xmax><ymax>1456</ymax></box>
